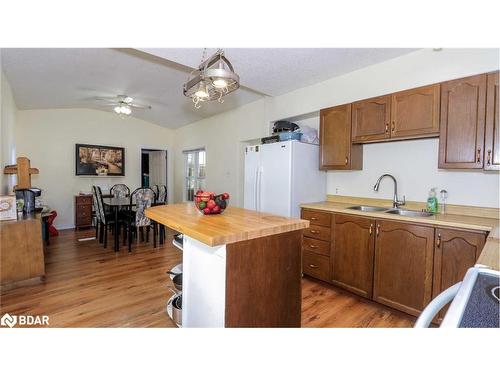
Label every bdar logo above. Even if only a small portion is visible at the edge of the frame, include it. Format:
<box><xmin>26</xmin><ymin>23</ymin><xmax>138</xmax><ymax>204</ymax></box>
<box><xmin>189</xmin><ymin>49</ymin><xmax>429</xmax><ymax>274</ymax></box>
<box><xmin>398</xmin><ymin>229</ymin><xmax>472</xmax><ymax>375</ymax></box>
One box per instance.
<box><xmin>1</xmin><ymin>313</ymin><xmax>17</xmax><ymax>328</ymax></box>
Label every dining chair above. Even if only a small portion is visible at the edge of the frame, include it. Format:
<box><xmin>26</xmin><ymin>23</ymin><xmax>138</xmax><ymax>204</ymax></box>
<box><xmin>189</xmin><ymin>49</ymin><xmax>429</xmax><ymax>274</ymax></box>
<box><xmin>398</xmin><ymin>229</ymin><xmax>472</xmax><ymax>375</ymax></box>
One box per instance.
<box><xmin>126</xmin><ymin>187</ymin><xmax>158</xmax><ymax>252</ymax></box>
<box><xmin>94</xmin><ymin>186</ymin><xmax>122</xmax><ymax>249</ymax></box>
<box><xmin>110</xmin><ymin>183</ymin><xmax>130</xmax><ymax>198</ymax></box>
<box><xmin>91</xmin><ymin>186</ymin><xmax>100</xmax><ymax>239</ymax></box>
<box><xmin>155</xmin><ymin>185</ymin><xmax>168</xmax><ymax>244</ymax></box>
<box><xmin>151</xmin><ymin>185</ymin><xmax>160</xmax><ymax>199</ymax></box>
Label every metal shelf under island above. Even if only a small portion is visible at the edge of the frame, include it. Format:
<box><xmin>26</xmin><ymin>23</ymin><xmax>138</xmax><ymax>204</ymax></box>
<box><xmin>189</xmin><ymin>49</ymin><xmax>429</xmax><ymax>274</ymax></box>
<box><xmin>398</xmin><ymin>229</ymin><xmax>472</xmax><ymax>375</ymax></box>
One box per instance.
<box><xmin>146</xmin><ymin>203</ymin><xmax>309</xmax><ymax>328</ymax></box>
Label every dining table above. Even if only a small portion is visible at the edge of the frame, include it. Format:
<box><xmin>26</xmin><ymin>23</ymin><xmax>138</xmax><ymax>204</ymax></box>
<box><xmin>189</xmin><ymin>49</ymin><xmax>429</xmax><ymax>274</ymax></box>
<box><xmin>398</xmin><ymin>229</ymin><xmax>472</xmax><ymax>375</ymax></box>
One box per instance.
<box><xmin>102</xmin><ymin>197</ymin><xmax>135</xmax><ymax>252</ymax></box>
<box><xmin>102</xmin><ymin>196</ymin><xmax>165</xmax><ymax>251</ymax></box>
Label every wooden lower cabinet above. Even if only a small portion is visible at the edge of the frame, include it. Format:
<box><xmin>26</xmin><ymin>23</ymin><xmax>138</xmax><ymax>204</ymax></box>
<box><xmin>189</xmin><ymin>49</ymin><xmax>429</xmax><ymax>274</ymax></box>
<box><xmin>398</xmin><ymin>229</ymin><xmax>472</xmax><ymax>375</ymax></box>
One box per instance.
<box><xmin>332</xmin><ymin>214</ymin><xmax>375</xmax><ymax>298</ymax></box>
<box><xmin>432</xmin><ymin>228</ymin><xmax>486</xmax><ymax>320</ymax></box>
<box><xmin>373</xmin><ymin>220</ymin><xmax>435</xmax><ymax>317</ymax></box>
<box><xmin>301</xmin><ymin>208</ymin><xmax>489</xmax><ymax>321</ymax></box>
<box><xmin>301</xmin><ymin>209</ymin><xmax>332</xmax><ymax>282</ymax></box>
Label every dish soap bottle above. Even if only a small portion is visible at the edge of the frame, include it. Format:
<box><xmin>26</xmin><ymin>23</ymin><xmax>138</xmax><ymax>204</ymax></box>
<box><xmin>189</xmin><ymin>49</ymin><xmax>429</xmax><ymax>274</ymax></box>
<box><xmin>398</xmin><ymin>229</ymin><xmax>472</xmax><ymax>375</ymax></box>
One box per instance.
<box><xmin>426</xmin><ymin>188</ymin><xmax>439</xmax><ymax>213</ymax></box>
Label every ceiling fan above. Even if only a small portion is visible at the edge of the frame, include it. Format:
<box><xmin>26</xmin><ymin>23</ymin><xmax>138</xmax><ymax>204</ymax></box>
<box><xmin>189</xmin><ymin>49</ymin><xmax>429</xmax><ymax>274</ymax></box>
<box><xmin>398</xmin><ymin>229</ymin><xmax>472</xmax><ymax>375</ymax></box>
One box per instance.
<box><xmin>93</xmin><ymin>95</ymin><xmax>152</xmax><ymax>116</ymax></box>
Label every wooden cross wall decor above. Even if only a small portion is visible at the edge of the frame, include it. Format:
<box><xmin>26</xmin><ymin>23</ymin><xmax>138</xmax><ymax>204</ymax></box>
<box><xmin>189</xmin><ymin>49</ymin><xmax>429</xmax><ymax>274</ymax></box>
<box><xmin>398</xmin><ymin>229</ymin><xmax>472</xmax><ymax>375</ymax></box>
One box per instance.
<box><xmin>3</xmin><ymin>156</ymin><xmax>39</xmax><ymax>190</ymax></box>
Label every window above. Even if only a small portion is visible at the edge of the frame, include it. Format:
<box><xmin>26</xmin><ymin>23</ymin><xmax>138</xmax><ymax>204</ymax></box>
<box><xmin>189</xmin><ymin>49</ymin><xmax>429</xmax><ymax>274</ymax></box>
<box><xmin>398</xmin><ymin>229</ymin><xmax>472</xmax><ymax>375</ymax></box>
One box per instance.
<box><xmin>183</xmin><ymin>148</ymin><xmax>206</xmax><ymax>201</ymax></box>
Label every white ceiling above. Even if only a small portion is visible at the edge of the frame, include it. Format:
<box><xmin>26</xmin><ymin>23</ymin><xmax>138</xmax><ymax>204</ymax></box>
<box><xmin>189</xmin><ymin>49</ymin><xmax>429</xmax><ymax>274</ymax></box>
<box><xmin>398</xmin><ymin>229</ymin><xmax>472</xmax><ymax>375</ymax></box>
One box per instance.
<box><xmin>2</xmin><ymin>48</ymin><xmax>417</xmax><ymax>128</ymax></box>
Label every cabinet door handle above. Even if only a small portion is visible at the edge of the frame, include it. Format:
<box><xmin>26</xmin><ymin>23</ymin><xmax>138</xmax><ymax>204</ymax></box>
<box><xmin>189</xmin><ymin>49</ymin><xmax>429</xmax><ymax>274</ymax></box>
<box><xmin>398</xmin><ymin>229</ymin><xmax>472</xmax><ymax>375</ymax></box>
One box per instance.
<box><xmin>391</xmin><ymin>120</ymin><xmax>395</xmax><ymax>132</ymax></box>
<box><xmin>369</xmin><ymin>223</ymin><xmax>373</xmax><ymax>235</ymax></box>
<box><xmin>385</xmin><ymin>123</ymin><xmax>389</xmax><ymax>133</ymax></box>
<box><xmin>309</xmin><ymin>244</ymin><xmax>318</xmax><ymax>249</ymax></box>
<box><xmin>437</xmin><ymin>233</ymin><xmax>441</xmax><ymax>248</ymax></box>
<box><xmin>310</xmin><ymin>230</ymin><xmax>320</xmax><ymax>234</ymax></box>
<box><xmin>308</xmin><ymin>264</ymin><xmax>319</xmax><ymax>269</ymax></box>
<box><xmin>309</xmin><ymin>217</ymin><xmax>318</xmax><ymax>221</ymax></box>
<box><xmin>477</xmin><ymin>148</ymin><xmax>481</xmax><ymax>163</ymax></box>
<box><xmin>487</xmin><ymin>150</ymin><xmax>492</xmax><ymax>165</ymax></box>
<box><xmin>376</xmin><ymin>224</ymin><xmax>380</xmax><ymax>237</ymax></box>
<box><xmin>345</xmin><ymin>156</ymin><xmax>348</xmax><ymax>165</ymax></box>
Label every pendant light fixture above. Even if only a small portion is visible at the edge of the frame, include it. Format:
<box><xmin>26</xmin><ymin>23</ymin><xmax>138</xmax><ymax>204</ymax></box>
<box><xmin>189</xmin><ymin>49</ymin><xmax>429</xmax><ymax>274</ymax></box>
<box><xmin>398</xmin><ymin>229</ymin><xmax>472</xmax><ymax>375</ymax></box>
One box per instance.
<box><xmin>183</xmin><ymin>49</ymin><xmax>240</xmax><ymax>109</ymax></box>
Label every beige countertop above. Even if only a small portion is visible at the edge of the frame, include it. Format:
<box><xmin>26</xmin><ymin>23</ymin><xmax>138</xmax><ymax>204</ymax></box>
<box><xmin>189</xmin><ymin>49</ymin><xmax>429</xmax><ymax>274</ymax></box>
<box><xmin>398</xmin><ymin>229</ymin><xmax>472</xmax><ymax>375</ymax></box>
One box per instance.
<box><xmin>300</xmin><ymin>199</ymin><xmax>499</xmax><ymax>271</ymax></box>
<box><xmin>146</xmin><ymin>203</ymin><xmax>309</xmax><ymax>247</ymax></box>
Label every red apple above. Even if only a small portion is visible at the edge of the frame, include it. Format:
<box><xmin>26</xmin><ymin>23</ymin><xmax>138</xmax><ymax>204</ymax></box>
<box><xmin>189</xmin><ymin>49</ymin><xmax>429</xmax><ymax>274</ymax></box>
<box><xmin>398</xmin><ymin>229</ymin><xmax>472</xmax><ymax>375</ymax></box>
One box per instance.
<box><xmin>207</xmin><ymin>199</ymin><xmax>216</xmax><ymax>209</ymax></box>
<box><xmin>196</xmin><ymin>189</ymin><xmax>204</xmax><ymax>195</ymax></box>
<box><xmin>222</xmin><ymin>192</ymin><xmax>230</xmax><ymax>200</ymax></box>
<box><xmin>195</xmin><ymin>196</ymin><xmax>201</xmax><ymax>203</ymax></box>
<box><xmin>203</xmin><ymin>207</ymin><xmax>211</xmax><ymax>215</ymax></box>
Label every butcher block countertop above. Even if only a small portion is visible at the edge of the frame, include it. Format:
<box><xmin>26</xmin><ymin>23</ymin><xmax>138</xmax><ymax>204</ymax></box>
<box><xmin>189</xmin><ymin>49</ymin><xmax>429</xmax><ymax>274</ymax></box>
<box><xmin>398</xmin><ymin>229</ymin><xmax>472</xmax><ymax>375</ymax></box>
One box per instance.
<box><xmin>300</xmin><ymin>197</ymin><xmax>499</xmax><ymax>271</ymax></box>
<box><xmin>145</xmin><ymin>203</ymin><xmax>309</xmax><ymax>247</ymax></box>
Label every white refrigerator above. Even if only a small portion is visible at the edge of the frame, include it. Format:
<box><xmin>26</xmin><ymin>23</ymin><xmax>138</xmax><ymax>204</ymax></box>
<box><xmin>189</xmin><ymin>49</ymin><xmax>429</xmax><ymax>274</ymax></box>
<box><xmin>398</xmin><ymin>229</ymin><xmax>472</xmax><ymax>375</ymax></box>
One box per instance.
<box><xmin>244</xmin><ymin>140</ymin><xmax>326</xmax><ymax>218</ymax></box>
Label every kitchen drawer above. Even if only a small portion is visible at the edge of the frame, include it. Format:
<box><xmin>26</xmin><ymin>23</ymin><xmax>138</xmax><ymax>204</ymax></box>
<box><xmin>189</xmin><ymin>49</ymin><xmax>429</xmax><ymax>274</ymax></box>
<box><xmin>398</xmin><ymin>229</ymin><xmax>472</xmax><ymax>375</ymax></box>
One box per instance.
<box><xmin>76</xmin><ymin>196</ymin><xmax>92</xmax><ymax>205</ymax></box>
<box><xmin>301</xmin><ymin>209</ymin><xmax>331</xmax><ymax>228</ymax></box>
<box><xmin>302</xmin><ymin>237</ymin><xmax>330</xmax><ymax>256</ymax></box>
<box><xmin>304</xmin><ymin>224</ymin><xmax>331</xmax><ymax>242</ymax></box>
<box><xmin>302</xmin><ymin>250</ymin><xmax>330</xmax><ymax>282</ymax></box>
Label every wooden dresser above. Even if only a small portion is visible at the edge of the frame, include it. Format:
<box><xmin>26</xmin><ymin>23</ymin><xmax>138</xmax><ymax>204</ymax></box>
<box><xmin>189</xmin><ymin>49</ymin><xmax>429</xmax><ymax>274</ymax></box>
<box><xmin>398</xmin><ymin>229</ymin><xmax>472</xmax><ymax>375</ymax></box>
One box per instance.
<box><xmin>74</xmin><ymin>194</ymin><xmax>93</xmax><ymax>230</ymax></box>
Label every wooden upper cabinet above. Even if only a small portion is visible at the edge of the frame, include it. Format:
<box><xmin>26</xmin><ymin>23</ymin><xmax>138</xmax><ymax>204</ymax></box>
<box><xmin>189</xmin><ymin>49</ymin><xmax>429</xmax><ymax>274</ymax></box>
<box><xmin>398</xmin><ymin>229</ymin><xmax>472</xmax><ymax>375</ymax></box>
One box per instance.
<box><xmin>484</xmin><ymin>71</ymin><xmax>499</xmax><ymax>170</ymax></box>
<box><xmin>390</xmin><ymin>84</ymin><xmax>440</xmax><ymax>139</ymax></box>
<box><xmin>432</xmin><ymin>228</ymin><xmax>486</xmax><ymax>320</ymax></box>
<box><xmin>352</xmin><ymin>95</ymin><xmax>391</xmax><ymax>142</ymax></box>
<box><xmin>373</xmin><ymin>220</ymin><xmax>434</xmax><ymax>317</ymax></box>
<box><xmin>438</xmin><ymin>74</ymin><xmax>487</xmax><ymax>169</ymax></box>
<box><xmin>332</xmin><ymin>214</ymin><xmax>375</xmax><ymax>299</ymax></box>
<box><xmin>319</xmin><ymin>104</ymin><xmax>362</xmax><ymax>170</ymax></box>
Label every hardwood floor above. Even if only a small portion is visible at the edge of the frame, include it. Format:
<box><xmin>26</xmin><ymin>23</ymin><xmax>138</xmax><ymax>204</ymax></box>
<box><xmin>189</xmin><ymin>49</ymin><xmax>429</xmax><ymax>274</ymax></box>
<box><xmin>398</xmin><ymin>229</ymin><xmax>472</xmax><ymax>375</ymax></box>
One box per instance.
<box><xmin>0</xmin><ymin>228</ymin><xmax>415</xmax><ymax>328</ymax></box>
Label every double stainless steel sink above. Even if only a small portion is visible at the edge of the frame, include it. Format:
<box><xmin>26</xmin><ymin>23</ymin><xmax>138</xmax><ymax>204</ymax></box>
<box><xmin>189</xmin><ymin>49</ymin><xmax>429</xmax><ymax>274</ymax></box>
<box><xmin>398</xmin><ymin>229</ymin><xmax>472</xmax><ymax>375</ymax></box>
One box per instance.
<box><xmin>347</xmin><ymin>205</ymin><xmax>434</xmax><ymax>217</ymax></box>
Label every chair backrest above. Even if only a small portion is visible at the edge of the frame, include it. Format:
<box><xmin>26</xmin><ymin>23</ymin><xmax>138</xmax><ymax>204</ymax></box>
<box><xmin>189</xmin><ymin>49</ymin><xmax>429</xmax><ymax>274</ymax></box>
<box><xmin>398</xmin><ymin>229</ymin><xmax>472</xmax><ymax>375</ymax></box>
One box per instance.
<box><xmin>157</xmin><ymin>185</ymin><xmax>168</xmax><ymax>204</ymax></box>
<box><xmin>151</xmin><ymin>185</ymin><xmax>159</xmax><ymax>198</ymax></box>
<box><xmin>130</xmin><ymin>187</ymin><xmax>155</xmax><ymax>227</ymax></box>
<box><xmin>111</xmin><ymin>184</ymin><xmax>130</xmax><ymax>198</ymax></box>
<box><xmin>93</xmin><ymin>186</ymin><xmax>106</xmax><ymax>224</ymax></box>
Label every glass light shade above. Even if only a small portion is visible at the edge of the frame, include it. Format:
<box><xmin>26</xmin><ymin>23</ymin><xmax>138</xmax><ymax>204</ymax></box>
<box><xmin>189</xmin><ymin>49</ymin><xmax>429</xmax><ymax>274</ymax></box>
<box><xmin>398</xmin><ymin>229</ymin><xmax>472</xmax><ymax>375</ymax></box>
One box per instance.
<box><xmin>114</xmin><ymin>106</ymin><xmax>122</xmax><ymax>114</ymax></box>
<box><xmin>194</xmin><ymin>87</ymin><xmax>209</xmax><ymax>98</ymax></box>
<box><xmin>121</xmin><ymin>105</ymin><xmax>132</xmax><ymax>115</ymax></box>
<box><xmin>212</xmin><ymin>78</ymin><xmax>228</xmax><ymax>89</ymax></box>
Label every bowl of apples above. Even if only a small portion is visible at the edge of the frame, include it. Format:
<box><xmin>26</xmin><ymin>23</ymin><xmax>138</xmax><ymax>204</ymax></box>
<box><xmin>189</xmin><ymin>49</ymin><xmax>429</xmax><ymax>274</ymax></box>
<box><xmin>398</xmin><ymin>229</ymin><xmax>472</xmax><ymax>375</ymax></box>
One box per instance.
<box><xmin>194</xmin><ymin>190</ymin><xmax>230</xmax><ymax>215</ymax></box>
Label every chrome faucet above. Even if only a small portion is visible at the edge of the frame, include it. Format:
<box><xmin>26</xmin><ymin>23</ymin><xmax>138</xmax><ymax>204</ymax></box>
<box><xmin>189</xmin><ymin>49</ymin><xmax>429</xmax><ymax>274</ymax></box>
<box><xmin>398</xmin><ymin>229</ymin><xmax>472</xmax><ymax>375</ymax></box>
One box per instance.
<box><xmin>373</xmin><ymin>174</ymin><xmax>406</xmax><ymax>208</ymax></box>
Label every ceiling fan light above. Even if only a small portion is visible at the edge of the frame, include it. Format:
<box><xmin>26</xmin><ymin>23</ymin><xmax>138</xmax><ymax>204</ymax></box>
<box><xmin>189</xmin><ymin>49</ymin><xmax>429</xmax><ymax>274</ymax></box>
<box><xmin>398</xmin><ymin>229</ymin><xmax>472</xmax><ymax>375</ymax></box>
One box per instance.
<box><xmin>114</xmin><ymin>106</ymin><xmax>122</xmax><ymax>114</ymax></box>
<box><xmin>121</xmin><ymin>105</ymin><xmax>132</xmax><ymax>115</ymax></box>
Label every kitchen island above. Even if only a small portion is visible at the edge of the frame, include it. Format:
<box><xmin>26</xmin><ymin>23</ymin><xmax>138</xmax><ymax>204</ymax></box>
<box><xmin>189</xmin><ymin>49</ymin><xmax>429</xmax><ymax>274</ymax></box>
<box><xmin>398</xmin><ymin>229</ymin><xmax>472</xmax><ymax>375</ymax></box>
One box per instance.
<box><xmin>145</xmin><ymin>203</ymin><xmax>309</xmax><ymax>328</ymax></box>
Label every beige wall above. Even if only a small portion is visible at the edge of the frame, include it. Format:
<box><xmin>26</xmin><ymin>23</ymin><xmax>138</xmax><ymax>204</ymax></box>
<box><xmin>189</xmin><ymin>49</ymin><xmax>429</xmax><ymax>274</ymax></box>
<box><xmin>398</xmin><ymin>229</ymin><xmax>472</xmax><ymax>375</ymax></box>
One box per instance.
<box><xmin>1</xmin><ymin>68</ymin><xmax>18</xmax><ymax>195</ymax></box>
<box><xmin>16</xmin><ymin>109</ymin><xmax>175</xmax><ymax>229</ymax></box>
<box><xmin>173</xmin><ymin>99</ymin><xmax>267</xmax><ymax>204</ymax></box>
<box><xmin>173</xmin><ymin>48</ymin><xmax>500</xmax><ymax>208</ymax></box>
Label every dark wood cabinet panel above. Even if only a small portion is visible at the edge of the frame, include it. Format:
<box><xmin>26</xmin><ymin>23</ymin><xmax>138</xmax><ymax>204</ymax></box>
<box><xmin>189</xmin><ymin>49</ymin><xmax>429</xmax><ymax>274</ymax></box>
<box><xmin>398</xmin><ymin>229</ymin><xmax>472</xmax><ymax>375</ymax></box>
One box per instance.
<box><xmin>391</xmin><ymin>84</ymin><xmax>440</xmax><ymax>139</ymax></box>
<box><xmin>302</xmin><ymin>250</ymin><xmax>330</xmax><ymax>282</ymax></box>
<box><xmin>438</xmin><ymin>74</ymin><xmax>487</xmax><ymax>169</ymax></box>
<box><xmin>485</xmin><ymin>71</ymin><xmax>499</xmax><ymax>170</ymax></box>
<box><xmin>301</xmin><ymin>209</ymin><xmax>331</xmax><ymax>228</ymax></box>
<box><xmin>352</xmin><ymin>95</ymin><xmax>391</xmax><ymax>142</ymax></box>
<box><xmin>303</xmin><ymin>224</ymin><xmax>331</xmax><ymax>242</ymax></box>
<box><xmin>332</xmin><ymin>214</ymin><xmax>375</xmax><ymax>298</ymax></box>
<box><xmin>303</xmin><ymin>237</ymin><xmax>330</xmax><ymax>257</ymax></box>
<box><xmin>432</xmin><ymin>228</ymin><xmax>486</xmax><ymax>320</ymax></box>
<box><xmin>373</xmin><ymin>220</ymin><xmax>434</xmax><ymax>317</ymax></box>
<box><xmin>320</xmin><ymin>104</ymin><xmax>362</xmax><ymax>170</ymax></box>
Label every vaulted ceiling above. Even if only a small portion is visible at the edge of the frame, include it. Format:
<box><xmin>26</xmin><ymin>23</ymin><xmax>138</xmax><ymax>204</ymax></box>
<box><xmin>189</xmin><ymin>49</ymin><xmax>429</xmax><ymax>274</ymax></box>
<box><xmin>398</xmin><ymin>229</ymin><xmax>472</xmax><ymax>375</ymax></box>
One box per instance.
<box><xmin>1</xmin><ymin>48</ymin><xmax>417</xmax><ymax>128</ymax></box>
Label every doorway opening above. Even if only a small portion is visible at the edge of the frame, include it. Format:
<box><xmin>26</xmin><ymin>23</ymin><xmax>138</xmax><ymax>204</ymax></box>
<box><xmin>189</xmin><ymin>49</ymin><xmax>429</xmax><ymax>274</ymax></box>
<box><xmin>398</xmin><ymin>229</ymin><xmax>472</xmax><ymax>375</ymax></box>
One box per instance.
<box><xmin>141</xmin><ymin>148</ymin><xmax>168</xmax><ymax>193</ymax></box>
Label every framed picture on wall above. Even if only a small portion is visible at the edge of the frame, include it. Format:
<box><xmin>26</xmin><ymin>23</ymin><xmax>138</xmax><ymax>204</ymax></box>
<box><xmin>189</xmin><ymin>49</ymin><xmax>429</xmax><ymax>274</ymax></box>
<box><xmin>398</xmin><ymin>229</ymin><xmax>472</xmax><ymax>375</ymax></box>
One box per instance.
<box><xmin>75</xmin><ymin>144</ymin><xmax>125</xmax><ymax>176</ymax></box>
